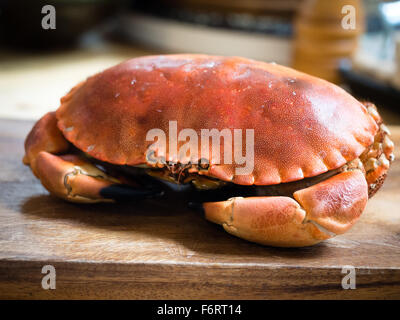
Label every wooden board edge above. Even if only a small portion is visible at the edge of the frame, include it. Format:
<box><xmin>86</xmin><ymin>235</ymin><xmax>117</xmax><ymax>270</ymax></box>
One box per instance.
<box><xmin>1</xmin><ymin>260</ymin><xmax>399</xmax><ymax>299</ymax></box>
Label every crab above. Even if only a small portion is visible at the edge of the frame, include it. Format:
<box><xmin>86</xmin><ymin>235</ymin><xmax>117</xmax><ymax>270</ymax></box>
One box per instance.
<box><xmin>23</xmin><ymin>54</ymin><xmax>394</xmax><ymax>247</ymax></box>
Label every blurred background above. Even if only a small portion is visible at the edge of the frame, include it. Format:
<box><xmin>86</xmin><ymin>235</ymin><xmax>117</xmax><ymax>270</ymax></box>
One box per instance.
<box><xmin>0</xmin><ymin>0</ymin><xmax>399</xmax><ymax>123</ymax></box>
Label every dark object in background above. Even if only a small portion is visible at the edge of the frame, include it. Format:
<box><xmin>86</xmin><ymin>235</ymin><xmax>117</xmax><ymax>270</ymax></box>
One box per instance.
<box><xmin>339</xmin><ymin>59</ymin><xmax>400</xmax><ymax>113</ymax></box>
<box><xmin>117</xmin><ymin>0</ymin><xmax>302</xmax><ymax>65</ymax></box>
<box><xmin>130</xmin><ymin>0</ymin><xmax>301</xmax><ymax>36</ymax></box>
<box><xmin>0</xmin><ymin>0</ymin><xmax>121</xmax><ymax>50</ymax></box>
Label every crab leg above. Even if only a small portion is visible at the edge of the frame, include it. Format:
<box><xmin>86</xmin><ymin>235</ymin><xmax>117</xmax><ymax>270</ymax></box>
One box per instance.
<box><xmin>23</xmin><ymin>112</ymin><xmax>161</xmax><ymax>203</ymax></box>
<box><xmin>203</xmin><ymin>170</ymin><xmax>368</xmax><ymax>247</ymax></box>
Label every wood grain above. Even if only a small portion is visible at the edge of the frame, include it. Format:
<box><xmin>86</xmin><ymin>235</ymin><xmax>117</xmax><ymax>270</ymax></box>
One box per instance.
<box><xmin>0</xmin><ymin>119</ymin><xmax>399</xmax><ymax>299</ymax></box>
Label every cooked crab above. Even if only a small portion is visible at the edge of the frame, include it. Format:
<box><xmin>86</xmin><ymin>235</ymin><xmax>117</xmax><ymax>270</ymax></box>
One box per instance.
<box><xmin>23</xmin><ymin>54</ymin><xmax>394</xmax><ymax>247</ymax></box>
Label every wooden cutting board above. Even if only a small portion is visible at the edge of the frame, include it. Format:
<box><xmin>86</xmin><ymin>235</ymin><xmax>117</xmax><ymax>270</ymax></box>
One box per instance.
<box><xmin>0</xmin><ymin>118</ymin><xmax>399</xmax><ymax>299</ymax></box>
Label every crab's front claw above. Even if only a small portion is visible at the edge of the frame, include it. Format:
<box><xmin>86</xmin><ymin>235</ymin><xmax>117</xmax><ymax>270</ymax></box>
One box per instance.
<box><xmin>34</xmin><ymin>152</ymin><xmax>114</xmax><ymax>203</ymax></box>
<box><xmin>204</xmin><ymin>196</ymin><xmax>329</xmax><ymax>247</ymax></box>
<box><xmin>203</xmin><ymin>170</ymin><xmax>368</xmax><ymax>247</ymax></box>
<box><xmin>34</xmin><ymin>152</ymin><xmax>161</xmax><ymax>203</ymax></box>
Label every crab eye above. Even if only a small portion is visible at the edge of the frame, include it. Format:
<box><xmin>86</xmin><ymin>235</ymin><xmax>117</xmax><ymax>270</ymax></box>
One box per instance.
<box><xmin>198</xmin><ymin>158</ymin><xmax>210</xmax><ymax>170</ymax></box>
<box><xmin>167</xmin><ymin>160</ymin><xmax>176</xmax><ymax>167</ymax></box>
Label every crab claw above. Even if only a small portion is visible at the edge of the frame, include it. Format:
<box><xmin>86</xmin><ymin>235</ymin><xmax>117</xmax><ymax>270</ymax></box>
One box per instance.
<box><xmin>203</xmin><ymin>170</ymin><xmax>368</xmax><ymax>247</ymax></box>
<box><xmin>33</xmin><ymin>152</ymin><xmax>114</xmax><ymax>203</ymax></box>
<box><xmin>24</xmin><ymin>112</ymin><xmax>162</xmax><ymax>203</ymax></box>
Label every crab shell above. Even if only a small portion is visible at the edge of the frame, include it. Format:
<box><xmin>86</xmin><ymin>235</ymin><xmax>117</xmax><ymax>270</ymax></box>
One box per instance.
<box><xmin>23</xmin><ymin>54</ymin><xmax>394</xmax><ymax>247</ymax></box>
